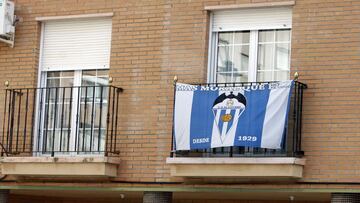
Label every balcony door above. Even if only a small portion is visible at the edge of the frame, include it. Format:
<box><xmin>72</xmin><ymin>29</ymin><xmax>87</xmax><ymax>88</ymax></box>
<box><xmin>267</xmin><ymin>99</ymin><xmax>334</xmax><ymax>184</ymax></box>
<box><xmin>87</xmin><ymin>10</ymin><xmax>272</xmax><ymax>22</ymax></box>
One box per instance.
<box><xmin>36</xmin><ymin>69</ymin><xmax>109</xmax><ymax>156</ymax></box>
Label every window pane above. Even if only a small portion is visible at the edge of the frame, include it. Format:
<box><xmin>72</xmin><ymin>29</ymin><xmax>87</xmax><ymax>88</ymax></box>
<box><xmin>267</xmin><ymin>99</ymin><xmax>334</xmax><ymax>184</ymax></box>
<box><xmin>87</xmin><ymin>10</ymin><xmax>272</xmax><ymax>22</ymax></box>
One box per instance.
<box><xmin>217</xmin><ymin>72</ymin><xmax>232</xmax><ymax>83</ymax></box>
<box><xmin>217</xmin><ymin>46</ymin><xmax>233</xmax><ymax>72</ymax></box>
<box><xmin>97</xmin><ymin>70</ymin><xmax>109</xmax><ymax>77</ymax></box>
<box><xmin>233</xmin><ymin>72</ymin><xmax>248</xmax><ymax>82</ymax></box>
<box><xmin>216</xmin><ymin>31</ymin><xmax>250</xmax><ymax>83</ymax></box>
<box><xmin>61</xmin><ymin>71</ymin><xmax>74</xmax><ymax>77</ymax></box>
<box><xmin>259</xmin><ymin>30</ymin><xmax>274</xmax><ymax>42</ymax></box>
<box><xmin>233</xmin><ymin>45</ymin><xmax>249</xmax><ymax>72</ymax></box>
<box><xmin>274</xmin><ymin>70</ymin><xmax>289</xmax><ymax>81</ymax></box>
<box><xmin>47</xmin><ymin>72</ymin><xmax>60</xmax><ymax>78</ymax></box>
<box><xmin>276</xmin><ymin>30</ymin><xmax>290</xmax><ymax>42</ymax></box>
<box><xmin>218</xmin><ymin>32</ymin><xmax>233</xmax><ymax>45</ymax></box>
<box><xmin>98</xmin><ymin>77</ymin><xmax>109</xmax><ymax>86</ymax></box>
<box><xmin>81</xmin><ymin>69</ymin><xmax>109</xmax><ymax>86</ymax></box>
<box><xmin>47</xmin><ymin>78</ymin><xmax>59</xmax><ymax>88</ymax></box>
<box><xmin>82</xmin><ymin>70</ymin><xmax>97</xmax><ymax>77</ymax></box>
<box><xmin>257</xmin><ymin>71</ymin><xmax>272</xmax><ymax>81</ymax></box>
<box><xmin>46</xmin><ymin>71</ymin><xmax>74</xmax><ymax>87</ymax></box>
<box><xmin>275</xmin><ymin>43</ymin><xmax>290</xmax><ymax>70</ymax></box>
<box><xmin>60</xmin><ymin>78</ymin><xmax>74</xmax><ymax>87</ymax></box>
<box><xmin>257</xmin><ymin>44</ymin><xmax>274</xmax><ymax>70</ymax></box>
<box><xmin>234</xmin><ymin>31</ymin><xmax>250</xmax><ymax>44</ymax></box>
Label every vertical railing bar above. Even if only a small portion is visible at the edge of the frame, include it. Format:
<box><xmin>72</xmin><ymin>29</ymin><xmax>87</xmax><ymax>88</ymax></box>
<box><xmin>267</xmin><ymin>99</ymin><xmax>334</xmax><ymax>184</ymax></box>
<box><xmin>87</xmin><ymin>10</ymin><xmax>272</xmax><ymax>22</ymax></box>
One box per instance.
<box><xmin>51</xmin><ymin>87</ymin><xmax>58</xmax><ymax>157</ymax></box>
<box><xmin>294</xmin><ymin>82</ymin><xmax>299</xmax><ymax>155</ymax></box>
<box><xmin>113</xmin><ymin>88</ymin><xmax>120</xmax><ymax>154</ymax></box>
<box><xmin>59</xmin><ymin>87</ymin><xmax>66</xmax><ymax>152</ymax></box>
<box><xmin>82</xmin><ymin>86</ymin><xmax>88</xmax><ymax>152</ymax></box>
<box><xmin>171</xmin><ymin>80</ymin><xmax>177</xmax><ymax>157</ymax></box>
<box><xmin>105</xmin><ymin>87</ymin><xmax>112</xmax><ymax>156</ymax></box>
<box><xmin>6</xmin><ymin>90</ymin><xmax>12</xmax><ymax>152</ymax></box>
<box><xmin>75</xmin><ymin>87</ymin><xmax>81</xmax><ymax>153</ymax></box>
<box><xmin>15</xmin><ymin>89</ymin><xmax>22</xmax><ymax>152</ymax></box>
<box><xmin>67</xmin><ymin>87</ymin><xmax>73</xmax><ymax>152</ymax></box>
<box><xmin>2</xmin><ymin>89</ymin><xmax>8</xmax><ymax>154</ymax></box>
<box><xmin>90</xmin><ymin>86</ymin><xmax>96</xmax><ymax>152</ymax></box>
<box><xmin>30</xmin><ymin>88</ymin><xmax>37</xmax><ymax>154</ymax></box>
<box><xmin>98</xmin><ymin>86</ymin><xmax>104</xmax><ymax>152</ymax></box>
<box><xmin>292</xmin><ymin>82</ymin><xmax>298</xmax><ymax>156</ymax></box>
<box><xmin>43</xmin><ymin>87</ymin><xmax>51</xmax><ymax>153</ymax></box>
<box><xmin>23</xmin><ymin>89</ymin><xmax>29</xmax><ymax>152</ymax></box>
<box><xmin>298</xmin><ymin>84</ymin><xmax>304</xmax><ymax>154</ymax></box>
<box><xmin>37</xmin><ymin>89</ymin><xmax>44</xmax><ymax>153</ymax></box>
<box><xmin>110</xmin><ymin>87</ymin><xmax>116</xmax><ymax>153</ymax></box>
<box><xmin>296</xmin><ymin>82</ymin><xmax>301</xmax><ymax>155</ymax></box>
<box><xmin>9</xmin><ymin>91</ymin><xmax>16</xmax><ymax>153</ymax></box>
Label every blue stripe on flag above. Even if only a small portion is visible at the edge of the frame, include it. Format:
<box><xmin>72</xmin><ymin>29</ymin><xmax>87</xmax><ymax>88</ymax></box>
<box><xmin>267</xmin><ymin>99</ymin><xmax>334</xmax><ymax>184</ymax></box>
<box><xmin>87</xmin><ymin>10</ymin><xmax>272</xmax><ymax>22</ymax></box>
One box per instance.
<box><xmin>189</xmin><ymin>88</ymin><xmax>219</xmax><ymax>150</ymax></box>
<box><xmin>233</xmin><ymin>85</ymin><xmax>271</xmax><ymax>147</ymax></box>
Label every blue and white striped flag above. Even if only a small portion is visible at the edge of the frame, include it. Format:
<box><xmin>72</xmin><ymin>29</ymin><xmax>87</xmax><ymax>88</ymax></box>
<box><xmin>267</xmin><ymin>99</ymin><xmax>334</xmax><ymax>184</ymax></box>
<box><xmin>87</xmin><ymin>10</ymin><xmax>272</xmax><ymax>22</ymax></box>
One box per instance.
<box><xmin>174</xmin><ymin>80</ymin><xmax>293</xmax><ymax>150</ymax></box>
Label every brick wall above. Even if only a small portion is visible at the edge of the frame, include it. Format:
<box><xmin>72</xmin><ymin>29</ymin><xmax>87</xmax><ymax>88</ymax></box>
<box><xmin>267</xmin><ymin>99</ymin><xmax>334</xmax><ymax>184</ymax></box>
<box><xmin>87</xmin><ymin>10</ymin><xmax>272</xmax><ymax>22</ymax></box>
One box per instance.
<box><xmin>0</xmin><ymin>0</ymin><xmax>359</xmax><ymax>184</ymax></box>
<box><xmin>9</xmin><ymin>194</ymin><xmax>328</xmax><ymax>203</ymax></box>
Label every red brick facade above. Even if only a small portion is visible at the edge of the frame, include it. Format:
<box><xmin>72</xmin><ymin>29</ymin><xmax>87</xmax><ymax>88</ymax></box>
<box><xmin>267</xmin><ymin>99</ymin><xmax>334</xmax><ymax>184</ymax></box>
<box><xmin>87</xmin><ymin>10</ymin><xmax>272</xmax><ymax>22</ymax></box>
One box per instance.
<box><xmin>0</xmin><ymin>0</ymin><xmax>359</xmax><ymax>202</ymax></box>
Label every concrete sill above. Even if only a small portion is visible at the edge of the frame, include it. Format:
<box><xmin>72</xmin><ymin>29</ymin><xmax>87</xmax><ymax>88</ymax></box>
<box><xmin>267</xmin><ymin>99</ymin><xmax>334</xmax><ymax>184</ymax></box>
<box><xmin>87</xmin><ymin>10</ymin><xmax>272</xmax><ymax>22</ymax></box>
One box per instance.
<box><xmin>0</xmin><ymin>157</ymin><xmax>119</xmax><ymax>178</ymax></box>
<box><xmin>166</xmin><ymin>157</ymin><xmax>305</xmax><ymax>180</ymax></box>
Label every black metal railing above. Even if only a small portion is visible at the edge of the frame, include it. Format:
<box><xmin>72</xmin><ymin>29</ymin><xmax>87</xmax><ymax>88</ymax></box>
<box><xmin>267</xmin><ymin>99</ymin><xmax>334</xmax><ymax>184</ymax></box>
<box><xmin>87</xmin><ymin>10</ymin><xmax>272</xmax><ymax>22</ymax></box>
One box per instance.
<box><xmin>1</xmin><ymin>85</ymin><xmax>122</xmax><ymax>156</ymax></box>
<box><xmin>171</xmin><ymin>81</ymin><xmax>307</xmax><ymax>158</ymax></box>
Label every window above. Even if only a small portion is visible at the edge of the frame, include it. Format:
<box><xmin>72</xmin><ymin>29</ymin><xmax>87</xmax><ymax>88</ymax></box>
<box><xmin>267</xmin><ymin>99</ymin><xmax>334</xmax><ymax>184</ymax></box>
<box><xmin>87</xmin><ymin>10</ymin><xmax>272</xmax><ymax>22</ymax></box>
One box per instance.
<box><xmin>36</xmin><ymin>17</ymin><xmax>112</xmax><ymax>155</ymax></box>
<box><xmin>208</xmin><ymin>7</ymin><xmax>292</xmax><ymax>83</ymax></box>
<box><xmin>41</xmin><ymin>70</ymin><xmax>109</xmax><ymax>154</ymax></box>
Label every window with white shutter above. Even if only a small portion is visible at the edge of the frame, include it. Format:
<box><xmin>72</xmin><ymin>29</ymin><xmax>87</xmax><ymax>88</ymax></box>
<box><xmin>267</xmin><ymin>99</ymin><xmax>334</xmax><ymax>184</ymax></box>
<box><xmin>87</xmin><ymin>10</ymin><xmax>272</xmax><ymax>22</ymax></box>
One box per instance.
<box><xmin>208</xmin><ymin>7</ymin><xmax>292</xmax><ymax>83</ymax></box>
<box><xmin>41</xmin><ymin>17</ymin><xmax>112</xmax><ymax>71</ymax></box>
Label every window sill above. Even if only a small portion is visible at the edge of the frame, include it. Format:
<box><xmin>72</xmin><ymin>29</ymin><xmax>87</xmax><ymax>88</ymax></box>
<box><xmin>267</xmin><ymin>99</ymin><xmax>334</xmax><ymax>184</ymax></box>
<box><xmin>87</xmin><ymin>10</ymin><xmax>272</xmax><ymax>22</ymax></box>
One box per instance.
<box><xmin>0</xmin><ymin>156</ymin><xmax>119</xmax><ymax>179</ymax></box>
<box><xmin>166</xmin><ymin>157</ymin><xmax>305</xmax><ymax>182</ymax></box>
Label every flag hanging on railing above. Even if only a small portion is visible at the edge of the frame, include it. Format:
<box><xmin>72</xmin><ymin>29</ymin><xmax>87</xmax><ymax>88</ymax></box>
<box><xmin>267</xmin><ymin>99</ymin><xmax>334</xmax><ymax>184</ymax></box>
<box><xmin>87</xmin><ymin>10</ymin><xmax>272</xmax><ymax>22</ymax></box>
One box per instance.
<box><xmin>174</xmin><ymin>80</ymin><xmax>294</xmax><ymax>151</ymax></box>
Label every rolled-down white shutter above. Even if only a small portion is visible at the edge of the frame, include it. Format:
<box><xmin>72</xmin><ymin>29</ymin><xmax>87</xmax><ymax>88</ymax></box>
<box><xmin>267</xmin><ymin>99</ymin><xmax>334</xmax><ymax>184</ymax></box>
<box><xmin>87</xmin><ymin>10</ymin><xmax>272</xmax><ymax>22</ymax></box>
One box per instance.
<box><xmin>41</xmin><ymin>17</ymin><xmax>112</xmax><ymax>71</ymax></box>
<box><xmin>212</xmin><ymin>7</ymin><xmax>292</xmax><ymax>32</ymax></box>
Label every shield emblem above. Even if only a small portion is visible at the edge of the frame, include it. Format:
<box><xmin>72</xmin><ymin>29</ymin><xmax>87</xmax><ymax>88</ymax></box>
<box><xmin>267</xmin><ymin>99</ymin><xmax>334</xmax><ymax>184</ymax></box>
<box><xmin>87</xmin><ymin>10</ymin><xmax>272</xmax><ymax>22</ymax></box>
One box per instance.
<box><xmin>212</xmin><ymin>92</ymin><xmax>246</xmax><ymax>143</ymax></box>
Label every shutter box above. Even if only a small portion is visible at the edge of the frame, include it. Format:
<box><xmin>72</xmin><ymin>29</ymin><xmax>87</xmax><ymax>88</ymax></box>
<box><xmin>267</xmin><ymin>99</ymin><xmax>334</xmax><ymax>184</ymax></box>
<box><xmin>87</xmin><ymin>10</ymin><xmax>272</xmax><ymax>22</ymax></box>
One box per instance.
<box><xmin>41</xmin><ymin>17</ymin><xmax>112</xmax><ymax>71</ymax></box>
<box><xmin>212</xmin><ymin>7</ymin><xmax>292</xmax><ymax>32</ymax></box>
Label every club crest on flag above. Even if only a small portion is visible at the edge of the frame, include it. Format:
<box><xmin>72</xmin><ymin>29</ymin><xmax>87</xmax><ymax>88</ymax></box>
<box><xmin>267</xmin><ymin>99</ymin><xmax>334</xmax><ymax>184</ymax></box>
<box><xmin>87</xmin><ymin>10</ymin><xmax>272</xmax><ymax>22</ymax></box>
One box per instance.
<box><xmin>212</xmin><ymin>92</ymin><xmax>247</xmax><ymax>143</ymax></box>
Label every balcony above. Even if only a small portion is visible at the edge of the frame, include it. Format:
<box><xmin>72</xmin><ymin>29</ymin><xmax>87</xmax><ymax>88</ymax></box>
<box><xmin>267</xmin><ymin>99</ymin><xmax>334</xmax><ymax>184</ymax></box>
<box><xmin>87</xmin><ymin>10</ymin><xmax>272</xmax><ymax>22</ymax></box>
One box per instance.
<box><xmin>166</xmin><ymin>81</ymin><xmax>307</xmax><ymax>181</ymax></box>
<box><xmin>0</xmin><ymin>85</ymin><xmax>122</xmax><ymax>178</ymax></box>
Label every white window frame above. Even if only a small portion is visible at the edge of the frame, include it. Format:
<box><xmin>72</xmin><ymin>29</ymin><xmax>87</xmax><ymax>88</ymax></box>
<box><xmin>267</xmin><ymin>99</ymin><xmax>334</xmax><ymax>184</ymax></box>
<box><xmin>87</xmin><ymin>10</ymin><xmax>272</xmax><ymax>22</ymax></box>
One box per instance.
<box><xmin>207</xmin><ymin>13</ymin><xmax>292</xmax><ymax>83</ymax></box>
<box><xmin>34</xmin><ymin>18</ymin><xmax>112</xmax><ymax>156</ymax></box>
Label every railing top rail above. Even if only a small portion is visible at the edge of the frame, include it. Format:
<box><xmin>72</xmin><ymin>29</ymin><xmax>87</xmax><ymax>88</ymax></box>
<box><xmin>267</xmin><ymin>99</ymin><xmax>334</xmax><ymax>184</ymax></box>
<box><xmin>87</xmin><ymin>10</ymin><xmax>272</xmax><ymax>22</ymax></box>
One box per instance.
<box><xmin>5</xmin><ymin>85</ymin><xmax>123</xmax><ymax>91</ymax></box>
<box><xmin>183</xmin><ymin>81</ymin><xmax>307</xmax><ymax>88</ymax></box>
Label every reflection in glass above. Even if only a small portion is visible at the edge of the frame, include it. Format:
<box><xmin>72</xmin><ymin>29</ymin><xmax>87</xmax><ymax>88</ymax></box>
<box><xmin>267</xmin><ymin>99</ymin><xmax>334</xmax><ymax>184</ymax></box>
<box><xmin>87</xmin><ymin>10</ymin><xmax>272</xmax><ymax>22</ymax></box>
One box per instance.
<box><xmin>79</xmin><ymin>70</ymin><xmax>109</xmax><ymax>153</ymax></box>
<box><xmin>216</xmin><ymin>31</ymin><xmax>250</xmax><ymax>82</ymax></box>
<box><xmin>233</xmin><ymin>45</ymin><xmax>249</xmax><ymax>72</ymax></box>
<box><xmin>218</xmin><ymin>32</ymin><xmax>233</xmax><ymax>45</ymax></box>
<box><xmin>233</xmin><ymin>72</ymin><xmax>248</xmax><ymax>82</ymax></box>
<box><xmin>41</xmin><ymin>70</ymin><xmax>109</xmax><ymax>154</ymax></box>
<box><xmin>259</xmin><ymin>30</ymin><xmax>274</xmax><ymax>42</ymax></box>
<box><xmin>217</xmin><ymin>46</ymin><xmax>232</xmax><ymax>72</ymax></box>
<box><xmin>257</xmin><ymin>44</ymin><xmax>274</xmax><ymax>71</ymax></box>
<box><xmin>276</xmin><ymin>30</ymin><xmax>290</xmax><ymax>42</ymax></box>
<box><xmin>257</xmin><ymin>29</ymin><xmax>291</xmax><ymax>81</ymax></box>
<box><xmin>275</xmin><ymin>43</ymin><xmax>290</xmax><ymax>70</ymax></box>
<box><xmin>234</xmin><ymin>31</ymin><xmax>250</xmax><ymax>44</ymax></box>
<box><xmin>217</xmin><ymin>72</ymin><xmax>232</xmax><ymax>83</ymax></box>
